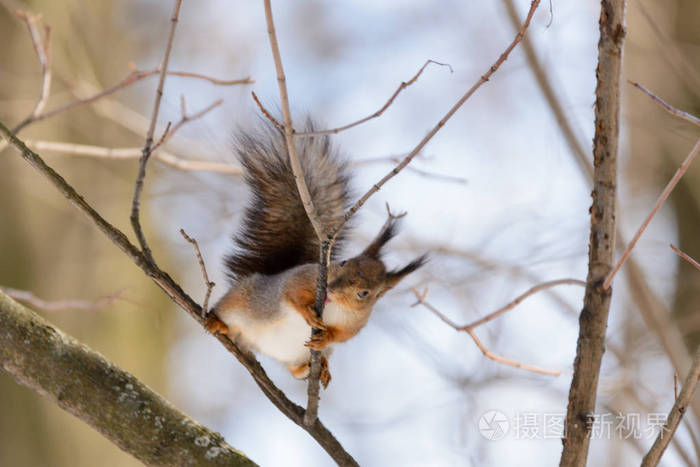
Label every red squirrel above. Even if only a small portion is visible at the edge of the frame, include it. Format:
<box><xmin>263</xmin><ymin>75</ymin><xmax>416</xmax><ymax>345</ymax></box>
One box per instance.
<box><xmin>206</xmin><ymin>123</ymin><xmax>426</xmax><ymax>387</ymax></box>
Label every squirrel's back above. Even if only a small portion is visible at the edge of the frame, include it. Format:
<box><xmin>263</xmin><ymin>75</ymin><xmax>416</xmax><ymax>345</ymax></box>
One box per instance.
<box><xmin>224</xmin><ymin>122</ymin><xmax>351</xmax><ymax>280</ymax></box>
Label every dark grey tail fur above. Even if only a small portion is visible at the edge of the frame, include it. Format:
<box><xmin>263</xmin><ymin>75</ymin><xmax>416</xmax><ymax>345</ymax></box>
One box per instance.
<box><xmin>225</xmin><ymin>122</ymin><xmax>352</xmax><ymax>279</ymax></box>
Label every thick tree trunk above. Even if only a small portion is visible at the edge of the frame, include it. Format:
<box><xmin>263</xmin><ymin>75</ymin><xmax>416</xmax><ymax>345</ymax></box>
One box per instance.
<box><xmin>0</xmin><ymin>291</ymin><xmax>256</xmax><ymax>467</ymax></box>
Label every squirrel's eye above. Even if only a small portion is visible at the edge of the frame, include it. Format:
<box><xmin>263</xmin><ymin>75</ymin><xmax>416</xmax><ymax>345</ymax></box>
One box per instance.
<box><xmin>339</xmin><ymin>260</ymin><xmax>347</xmax><ymax>267</ymax></box>
<box><xmin>357</xmin><ymin>290</ymin><xmax>370</xmax><ymax>299</ymax></box>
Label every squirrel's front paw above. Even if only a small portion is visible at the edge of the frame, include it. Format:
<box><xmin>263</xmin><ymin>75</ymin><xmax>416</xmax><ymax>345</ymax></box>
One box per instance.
<box><xmin>302</xmin><ymin>307</ymin><xmax>327</xmax><ymax>331</ymax></box>
<box><xmin>305</xmin><ymin>329</ymin><xmax>333</xmax><ymax>350</ymax></box>
<box><xmin>205</xmin><ymin>314</ymin><xmax>229</xmax><ymax>335</ymax></box>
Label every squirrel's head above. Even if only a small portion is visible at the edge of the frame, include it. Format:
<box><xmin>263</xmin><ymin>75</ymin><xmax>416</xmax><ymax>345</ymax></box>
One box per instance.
<box><xmin>326</xmin><ymin>218</ymin><xmax>427</xmax><ymax>312</ymax></box>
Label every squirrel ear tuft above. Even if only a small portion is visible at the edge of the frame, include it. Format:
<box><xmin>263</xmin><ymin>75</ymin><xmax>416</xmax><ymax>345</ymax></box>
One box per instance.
<box><xmin>383</xmin><ymin>254</ymin><xmax>429</xmax><ymax>292</ymax></box>
<box><xmin>362</xmin><ymin>218</ymin><xmax>400</xmax><ymax>258</ymax></box>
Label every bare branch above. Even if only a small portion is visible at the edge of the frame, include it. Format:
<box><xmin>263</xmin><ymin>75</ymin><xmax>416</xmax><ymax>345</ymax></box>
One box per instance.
<box><xmin>12</xmin><ymin>10</ymin><xmax>52</xmax><ymax>134</ymax></box>
<box><xmin>180</xmin><ymin>229</ymin><xmax>215</xmax><ymax>317</ymax></box>
<box><xmin>641</xmin><ymin>344</ymin><xmax>700</xmax><ymax>467</ymax></box>
<box><xmin>1</xmin><ymin>287</ymin><xmax>126</xmax><ymax>312</ymax></box>
<box><xmin>294</xmin><ymin>60</ymin><xmax>453</xmax><ymax>137</ymax></box>
<box><xmin>411</xmin><ymin>288</ymin><xmax>561</xmax><ymax>376</ymax></box>
<box><xmin>561</xmin><ymin>1</ymin><xmax>625</xmax><ymax>463</ymax></box>
<box><xmin>251</xmin><ymin>91</ymin><xmax>284</xmax><ymax>130</ymax></box>
<box><xmin>462</xmin><ymin>279</ymin><xmax>586</xmax><ymax>331</ymax></box>
<box><xmin>262</xmin><ymin>0</ymin><xmax>325</xmax><ymax>241</ymax></box>
<box><xmin>670</xmin><ymin>244</ymin><xmax>700</xmax><ymax>273</ymax></box>
<box><xmin>166</xmin><ymin>70</ymin><xmax>253</xmax><ymax>86</ymax></box>
<box><xmin>160</xmin><ymin>98</ymin><xmax>224</xmax><ymax>148</ymax></box>
<box><xmin>130</xmin><ymin>0</ymin><xmax>183</xmax><ymax>265</ymax></box>
<box><xmin>24</xmin><ymin>140</ymin><xmax>243</xmax><ymax>175</ymax></box>
<box><xmin>355</xmin><ymin>154</ymin><xmax>468</xmax><ymax>184</ymax></box>
<box><xmin>629</xmin><ymin>81</ymin><xmax>700</xmax><ymax>127</ymax></box>
<box><xmin>602</xmin><ymin>135</ymin><xmax>700</xmax><ymax>290</ymax></box>
<box><xmin>332</xmin><ymin>0</ymin><xmax>541</xmax><ymax>237</ymax></box>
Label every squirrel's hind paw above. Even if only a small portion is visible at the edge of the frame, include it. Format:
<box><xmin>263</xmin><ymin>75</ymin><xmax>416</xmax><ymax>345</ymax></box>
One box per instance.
<box><xmin>320</xmin><ymin>357</ymin><xmax>331</xmax><ymax>388</ymax></box>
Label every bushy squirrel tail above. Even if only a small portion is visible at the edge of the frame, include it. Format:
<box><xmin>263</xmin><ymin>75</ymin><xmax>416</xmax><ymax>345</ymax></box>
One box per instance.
<box><xmin>224</xmin><ymin>122</ymin><xmax>352</xmax><ymax>279</ymax></box>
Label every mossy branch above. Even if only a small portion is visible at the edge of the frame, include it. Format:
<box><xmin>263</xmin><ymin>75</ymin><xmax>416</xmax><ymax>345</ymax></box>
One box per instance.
<box><xmin>0</xmin><ymin>291</ymin><xmax>256</xmax><ymax>466</ymax></box>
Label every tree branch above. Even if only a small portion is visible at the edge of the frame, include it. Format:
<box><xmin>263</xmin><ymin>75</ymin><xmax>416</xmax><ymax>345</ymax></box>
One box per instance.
<box><xmin>641</xmin><ymin>344</ymin><xmax>700</xmax><ymax>467</ymax></box>
<box><xmin>670</xmin><ymin>244</ymin><xmax>700</xmax><ymax>273</ymax></box>
<box><xmin>25</xmin><ymin>140</ymin><xmax>243</xmax><ymax>175</ymax></box>
<box><xmin>13</xmin><ymin>10</ymin><xmax>52</xmax><ymax>134</ymax></box>
<box><xmin>602</xmin><ymin>135</ymin><xmax>700</xmax><ymax>290</ymax></box>
<box><xmin>0</xmin><ymin>291</ymin><xmax>256</xmax><ymax>466</ymax></box>
<box><xmin>410</xmin><ymin>281</ymin><xmax>576</xmax><ymax>377</ymax></box>
<box><xmin>180</xmin><ymin>229</ymin><xmax>215</xmax><ymax>317</ymax></box>
<box><xmin>0</xmin><ymin>287</ymin><xmax>126</xmax><ymax>312</ymax></box>
<box><xmin>560</xmin><ymin>1</ymin><xmax>626</xmax><ymax>465</ymax></box>
<box><xmin>130</xmin><ymin>0</ymin><xmax>183</xmax><ymax>265</ymax></box>
<box><xmin>270</xmin><ymin>59</ymin><xmax>453</xmax><ymax>138</ymax></box>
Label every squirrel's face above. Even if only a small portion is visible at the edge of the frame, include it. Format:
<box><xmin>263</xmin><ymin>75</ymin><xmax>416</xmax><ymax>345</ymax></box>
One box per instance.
<box><xmin>326</xmin><ymin>256</ymin><xmax>389</xmax><ymax>312</ymax></box>
<box><xmin>325</xmin><ymin>219</ymin><xmax>428</xmax><ymax>312</ymax></box>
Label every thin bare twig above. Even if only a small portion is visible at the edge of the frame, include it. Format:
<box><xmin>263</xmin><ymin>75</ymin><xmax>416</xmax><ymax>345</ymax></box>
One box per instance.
<box><xmin>411</xmin><ymin>288</ymin><xmax>560</xmax><ymax>376</ymax></box>
<box><xmin>151</xmin><ymin>121</ymin><xmax>172</xmax><ymax>154</ymax></box>
<box><xmin>262</xmin><ymin>0</ymin><xmax>325</xmax><ymax>241</ymax></box>
<box><xmin>641</xmin><ymin>344</ymin><xmax>700</xmax><ymax>467</ymax></box>
<box><xmin>0</xmin><ymin>121</ymin><xmax>358</xmax><ymax>467</ymax></box>
<box><xmin>153</xmin><ymin>98</ymin><xmax>223</xmax><ymax>153</ymax></box>
<box><xmin>251</xmin><ymin>91</ymin><xmax>283</xmax><ymax>130</ymax></box>
<box><xmin>24</xmin><ymin>140</ymin><xmax>242</xmax><ymax>175</ymax></box>
<box><xmin>602</xmin><ymin>135</ymin><xmax>700</xmax><ymax>290</ymax></box>
<box><xmin>355</xmin><ymin>154</ymin><xmax>468</xmax><ymax>184</ymax></box>
<box><xmin>166</xmin><ymin>70</ymin><xmax>253</xmax><ymax>86</ymax></box>
<box><xmin>293</xmin><ymin>59</ymin><xmax>453</xmax><ymax>137</ymax></box>
<box><xmin>180</xmin><ymin>229</ymin><xmax>215</xmax><ymax>317</ymax></box>
<box><xmin>461</xmin><ymin>279</ymin><xmax>586</xmax><ymax>331</ymax></box>
<box><xmin>1</xmin><ymin>287</ymin><xmax>126</xmax><ymax>312</ymax></box>
<box><xmin>130</xmin><ymin>0</ymin><xmax>183</xmax><ymax>265</ymax></box>
<box><xmin>331</xmin><ymin>0</ymin><xmax>541</xmax><ymax>237</ymax></box>
<box><xmin>261</xmin><ymin>0</ymin><xmax>332</xmax><ymax>428</ymax></box>
<box><xmin>629</xmin><ymin>81</ymin><xmax>700</xmax><ymax>128</ymax></box>
<box><xmin>12</xmin><ymin>10</ymin><xmax>52</xmax><ymax>134</ymax></box>
<box><xmin>670</xmin><ymin>244</ymin><xmax>700</xmax><ymax>273</ymax></box>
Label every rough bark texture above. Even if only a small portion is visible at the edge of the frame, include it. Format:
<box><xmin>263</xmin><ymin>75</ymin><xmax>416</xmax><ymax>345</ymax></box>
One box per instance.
<box><xmin>0</xmin><ymin>291</ymin><xmax>256</xmax><ymax>467</ymax></box>
<box><xmin>560</xmin><ymin>1</ymin><xmax>626</xmax><ymax>465</ymax></box>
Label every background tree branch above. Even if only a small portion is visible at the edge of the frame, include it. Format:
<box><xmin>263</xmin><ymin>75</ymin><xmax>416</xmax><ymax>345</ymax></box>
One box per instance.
<box><xmin>0</xmin><ymin>290</ymin><xmax>256</xmax><ymax>466</ymax></box>
<box><xmin>560</xmin><ymin>1</ymin><xmax>626</xmax><ymax>465</ymax></box>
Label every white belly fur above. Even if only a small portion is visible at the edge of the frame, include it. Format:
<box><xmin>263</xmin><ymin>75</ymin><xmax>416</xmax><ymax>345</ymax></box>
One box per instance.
<box><xmin>222</xmin><ymin>301</ymin><xmax>355</xmax><ymax>366</ymax></box>
<box><xmin>238</xmin><ymin>303</ymin><xmax>312</xmax><ymax>365</ymax></box>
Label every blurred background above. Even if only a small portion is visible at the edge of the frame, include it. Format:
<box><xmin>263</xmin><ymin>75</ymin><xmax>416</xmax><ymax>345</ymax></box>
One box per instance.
<box><xmin>1</xmin><ymin>0</ymin><xmax>699</xmax><ymax>465</ymax></box>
